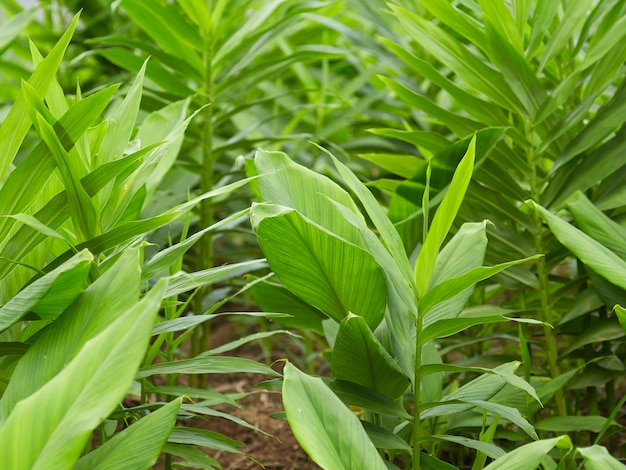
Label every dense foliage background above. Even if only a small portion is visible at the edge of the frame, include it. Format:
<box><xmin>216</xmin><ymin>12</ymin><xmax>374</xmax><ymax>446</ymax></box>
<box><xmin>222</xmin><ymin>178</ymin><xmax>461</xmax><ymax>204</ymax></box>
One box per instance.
<box><xmin>1</xmin><ymin>1</ymin><xmax>625</xmax><ymax>469</ymax></box>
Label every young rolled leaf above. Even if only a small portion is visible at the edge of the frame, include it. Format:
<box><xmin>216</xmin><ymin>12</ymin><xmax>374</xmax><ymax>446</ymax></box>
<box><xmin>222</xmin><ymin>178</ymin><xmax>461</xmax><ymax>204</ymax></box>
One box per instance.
<box><xmin>416</xmin><ymin>136</ymin><xmax>476</xmax><ymax>298</ymax></box>
<box><xmin>282</xmin><ymin>362</ymin><xmax>387</xmax><ymax>470</ymax></box>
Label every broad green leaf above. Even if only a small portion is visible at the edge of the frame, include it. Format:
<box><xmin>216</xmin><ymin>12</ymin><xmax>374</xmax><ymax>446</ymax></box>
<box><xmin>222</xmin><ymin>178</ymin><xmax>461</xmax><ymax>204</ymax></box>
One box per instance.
<box><xmin>0</xmin><ymin>13</ymin><xmax>78</xmax><ymax>181</ymax></box>
<box><xmin>483</xmin><ymin>436</ymin><xmax>572</xmax><ymax>470</ymax></box>
<box><xmin>331</xmin><ymin>314</ymin><xmax>409</xmax><ymax>399</ymax></box>
<box><xmin>251</xmin><ymin>204</ymin><xmax>387</xmax><ymax>328</ymax></box>
<box><xmin>416</xmin><ymin>136</ymin><xmax>476</xmax><ymax>298</ymax></box>
<box><xmin>0</xmin><ymin>250</ymin><xmax>92</xmax><ymax>333</ymax></box>
<box><xmin>578</xmin><ymin>445</ymin><xmax>626</xmax><ymax>470</ymax></box>
<box><xmin>535</xmin><ymin>416</ymin><xmax>617</xmax><ymax>433</ymax></box>
<box><xmin>74</xmin><ymin>398</ymin><xmax>181</xmax><ymax>470</ymax></box>
<box><xmin>357</xmin><ymin>152</ymin><xmax>423</xmax><ymax>179</ymax></box>
<box><xmin>282</xmin><ymin>363</ymin><xmax>387</xmax><ymax>470</ymax></box>
<box><xmin>530</xmin><ymin>201</ymin><xmax>626</xmax><ymax>290</ymax></box>
<box><xmin>136</xmin><ymin>355</ymin><xmax>279</xmax><ymax>379</ymax></box>
<box><xmin>0</xmin><ymin>279</ymin><xmax>166</xmax><ymax>468</ymax></box>
<box><xmin>0</xmin><ymin>249</ymin><xmax>141</xmax><ymax>419</ymax></box>
<box><xmin>254</xmin><ymin>149</ymin><xmax>365</xmax><ymax>248</ymax></box>
<box><xmin>319</xmin><ymin>145</ymin><xmax>418</xmax><ymax>378</ymax></box>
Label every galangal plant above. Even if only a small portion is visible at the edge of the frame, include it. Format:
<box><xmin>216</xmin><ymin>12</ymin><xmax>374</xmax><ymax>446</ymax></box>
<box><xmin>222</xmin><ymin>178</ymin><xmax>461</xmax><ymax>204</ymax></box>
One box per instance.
<box><xmin>0</xmin><ymin>14</ymin><xmax>280</xmax><ymax>469</ymax></box>
<box><xmin>247</xmin><ymin>141</ymin><xmax>623</xmax><ymax>468</ymax></box>
<box><xmin>361</xmin><ymin>1</ymin><xmax>626</xmax><ymax>452</ymax></box>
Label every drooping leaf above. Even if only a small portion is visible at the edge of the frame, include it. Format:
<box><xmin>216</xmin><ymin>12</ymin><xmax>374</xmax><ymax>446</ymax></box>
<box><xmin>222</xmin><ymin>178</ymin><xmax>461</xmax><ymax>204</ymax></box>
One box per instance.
<box><xmin>282</xmin><ymin>363</ymin><xmax>387</xmax><ymax>470</ymax></box>
<box><xmin>483</xmin><ymin>436</ymin><xmax>572</xmax><ymax>470</ymax></box>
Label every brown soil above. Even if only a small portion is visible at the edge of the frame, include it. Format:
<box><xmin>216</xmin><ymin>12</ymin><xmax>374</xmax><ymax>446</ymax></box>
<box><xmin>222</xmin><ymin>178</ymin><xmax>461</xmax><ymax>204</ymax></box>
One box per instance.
<box><xmin>154</xmin><ymin>319</ymin><xmax>322</xmax><ymax>470</ymax></box>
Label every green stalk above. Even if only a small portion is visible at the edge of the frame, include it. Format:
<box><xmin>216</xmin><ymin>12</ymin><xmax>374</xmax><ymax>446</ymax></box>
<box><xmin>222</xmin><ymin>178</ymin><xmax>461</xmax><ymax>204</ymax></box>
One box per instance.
<box><xmin>192</xmin><ymin>27</ymin><xmax>216</xmax><ymax>388</ymax></box>
<box><xmin>413</xmin><ymin>312</ymin><xmax>423</xmax><ymax>470</ymax></box>
<box><xmin>527</xmin><ymin>128</ymin><xmax>566</xmax><ymax>417</ymax></box>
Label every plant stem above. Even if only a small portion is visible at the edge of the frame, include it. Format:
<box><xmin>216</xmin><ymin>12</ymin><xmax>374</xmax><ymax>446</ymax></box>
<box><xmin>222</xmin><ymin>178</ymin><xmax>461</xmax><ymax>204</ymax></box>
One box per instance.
<box><xmin>527</xmin><ymin>130</ymin><xmax>566</xmax><ymax>417</ymax></box>
<box><xmin>413</xmin><ymin>312</ymin><xmax>423</xmax><ymax>469</ymax></box>
<box><xmin>192</xmin><ymin>27</ymin><xmax>216</xmax><ymax>388</ymax></box>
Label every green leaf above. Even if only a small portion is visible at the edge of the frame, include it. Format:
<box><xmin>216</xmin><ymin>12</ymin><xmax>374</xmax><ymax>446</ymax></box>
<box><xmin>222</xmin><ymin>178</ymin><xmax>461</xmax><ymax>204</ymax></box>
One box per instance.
<box><xmin>0</xmin><ymin>9</ymin><xmax>33</xmax><ymax>51</ymax></box>
<box><xmin>331</xmin><ymin>314</ymin><xmax>409</xmax><ymax>399</ymax></box>
<box><xmin>75</xmin><ymin>398</ymin><xmax>181</xmax><ymax>470</ymax></box>
<box><xmin>535</xmin><ymin>416</ymin><xmax>617</xmax><ymax>433</ymax></box>
<box><xmin>119</xmin><ymin>0</ymin><xmax>203</xmax><ymax>73</ymax></box>
<box><xmin>429</xmin><ymin>435</ymin><xmax>505</xmax><ymax>459</ymax></box>
<box><xmin>420</xmin><ymin>255</ymin><xmax>540</xmax><ymax>320</ymax></box>
<box><xmin>0</xmin><ymin>279</ymin><xmax>166</xmax><ymax>468</ymax></box>
<box><xmin>328</xmin><ymin>380</ymin><xmax>412</xmax><ymax>420</ymax></box>
<box><xmin>136</xmin><ymin>355</ymin><xmax>279</xmax><ymax>379</ymax></box>
<box><xmin>361</xmin><ymin>421</ymin><xmax>411</xmax><ymax>451</ymax></box>
<box><xmin>0</xmin><ymin>250</ymin><xmax>92</xmax><ymax>333</ymax></box>
<box><xmin>282</xmin><ymin>363</ymin><xmax>387</xmax><ymax>470</ymax></box>
<box><xmin>562</xmin><ymin>320</ymin><xmax>624</xmax><ymax>356</ymax></box>
<box><xmin>251</xmin><ymin>204</ymin><xmax>387</xmax><ymax>328</ymax></box>
<box><xmin>35</xmin><ymin>113</ymin><xmax>100</xmax><ymax>241</ymax></box>
<box><xmin>0</xmin><ymin>13</ymin><xmax>79</xmax><ymax>181</ymax></box>
<box><xmin>616</xmin><ymin>305</ymin><xmax>626</xmax><ymax>334</ymax></box>
<box><xmin>416</xmin><ymin>136</ymin><xmax>476</xmax><ymax>297</ymax></box>
<box><xmin>530</xmin><ymin>201</ymin><xmax>626</xmax><ymax>290</ymax></box>
<box><xmin>254</xmin><ymin>149</ymin><xmax>365</xmax><ymax>248</ymax></box>
<box><xmin>578</xmin><ymin>445</ymin><xmax>626</xmax><ymax>470</ymax></box>
<box><xmin>249</xmin><ymin>277</ymin><xmax>326</xmax><ymax>333</ymax></box>
<box><xmin>98</xmin><ymin>59</ymin><xmax>147</xmax><ymax>165</ymax></box>
<box><xmin>483</xmin><ymin>436</ymin><xmax>572</xmax><ymax>470</ymax></box>
<box><xmin>0</xmin><ymin>249</ymin><xmax>143</xmax><ymax>419</ymax></box>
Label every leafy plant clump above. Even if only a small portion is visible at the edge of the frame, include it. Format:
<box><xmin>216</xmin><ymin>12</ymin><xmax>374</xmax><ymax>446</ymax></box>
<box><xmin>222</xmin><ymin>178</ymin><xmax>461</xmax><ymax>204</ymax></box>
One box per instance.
<box><xmin>1</xmin><ymin>1</ymin><xmax>626</xmax><ymax>470</ymax></box>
